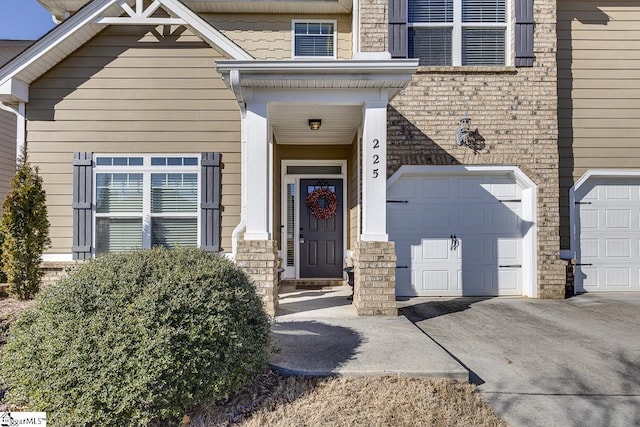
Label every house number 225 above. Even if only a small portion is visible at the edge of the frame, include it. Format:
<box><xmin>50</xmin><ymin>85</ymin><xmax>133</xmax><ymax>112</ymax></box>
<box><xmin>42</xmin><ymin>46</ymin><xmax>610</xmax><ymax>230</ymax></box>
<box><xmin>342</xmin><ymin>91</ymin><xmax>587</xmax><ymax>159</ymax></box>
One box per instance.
<box><xmin>372</xmin><ymin>139</ymin><xmax>380</xmax><ymax>178</ymax></box>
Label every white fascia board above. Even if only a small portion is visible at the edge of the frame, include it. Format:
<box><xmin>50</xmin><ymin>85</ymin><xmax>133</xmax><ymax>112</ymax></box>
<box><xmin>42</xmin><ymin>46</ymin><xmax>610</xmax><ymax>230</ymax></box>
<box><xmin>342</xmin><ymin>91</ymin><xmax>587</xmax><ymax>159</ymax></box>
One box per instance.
<box><xmin>160</xmin><ymin>0</ymin><xmax>253</xmax><ymax>60</ymax></box>
<box><xmin>216</xmin><ymin>59</ymin><xmax>419</xmax><ymax>74</ymax></box>
<box><xmin>0</xmin><ymin>78</ymin><xmax>29</xmax><ymax>103</ymax></box>
<box><xmin>0</xmin><ymin>0</ymin><xmax>121</xmax><ymax>86</ymax></box>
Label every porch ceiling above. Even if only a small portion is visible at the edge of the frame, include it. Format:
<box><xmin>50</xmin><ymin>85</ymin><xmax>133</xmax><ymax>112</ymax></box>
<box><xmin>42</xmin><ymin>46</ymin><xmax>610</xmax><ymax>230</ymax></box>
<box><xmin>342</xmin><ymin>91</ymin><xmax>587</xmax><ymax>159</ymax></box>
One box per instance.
<box><xmin>270</xmin><ymin>103</ymin><xmax>360</xmax><ymax>145</ymax></box>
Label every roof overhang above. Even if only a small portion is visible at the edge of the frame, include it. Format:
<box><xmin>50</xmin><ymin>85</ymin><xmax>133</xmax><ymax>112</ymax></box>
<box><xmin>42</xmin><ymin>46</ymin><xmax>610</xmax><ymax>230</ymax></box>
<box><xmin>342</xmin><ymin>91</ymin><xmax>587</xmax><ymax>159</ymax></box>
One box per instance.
<box><xmin>39</xmin><ymin>0</ymin><xmax>352</xmax><ymax>19</ymax></box>
<box><xmin>2</xmin><ymin>0</ymin><xmax>252</xmax><ymax>105</ymax></box>
<box><xmin>216</xmin><ymin>58</ymin><xmax>419</xmax><ymax>108</ymax></box>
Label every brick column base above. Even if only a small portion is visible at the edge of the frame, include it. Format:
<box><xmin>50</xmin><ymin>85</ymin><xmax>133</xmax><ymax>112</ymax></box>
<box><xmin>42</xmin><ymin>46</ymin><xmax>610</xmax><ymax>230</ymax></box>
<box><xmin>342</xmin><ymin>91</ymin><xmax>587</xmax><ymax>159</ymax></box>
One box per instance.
<box><xmin>353</xmin><ymin>241</ymin><xmax>397</xmax><ymax>316</ymax></box>
<box><xmin>235</xmin><ymin>240</ymin><xmax>279</xmax><ymax>316</ymax></box>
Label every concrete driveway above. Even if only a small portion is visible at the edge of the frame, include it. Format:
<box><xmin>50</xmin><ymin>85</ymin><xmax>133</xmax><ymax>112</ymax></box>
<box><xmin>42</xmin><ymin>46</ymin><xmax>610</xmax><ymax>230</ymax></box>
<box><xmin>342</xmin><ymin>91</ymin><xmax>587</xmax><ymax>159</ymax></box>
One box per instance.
<box><xmin>398</xmin><ymin>293</ymin><xmax>640</xmax><ymax>427</ymax></box>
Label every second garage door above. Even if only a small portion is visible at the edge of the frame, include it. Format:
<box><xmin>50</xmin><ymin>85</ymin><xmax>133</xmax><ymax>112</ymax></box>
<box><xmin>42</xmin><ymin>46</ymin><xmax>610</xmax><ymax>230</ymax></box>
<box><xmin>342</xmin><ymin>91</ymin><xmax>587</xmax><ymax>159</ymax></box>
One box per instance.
<box><xmin>388</xmin><ymin>173</ymin><xmax>527</xmax><ymax>297</ymax></box>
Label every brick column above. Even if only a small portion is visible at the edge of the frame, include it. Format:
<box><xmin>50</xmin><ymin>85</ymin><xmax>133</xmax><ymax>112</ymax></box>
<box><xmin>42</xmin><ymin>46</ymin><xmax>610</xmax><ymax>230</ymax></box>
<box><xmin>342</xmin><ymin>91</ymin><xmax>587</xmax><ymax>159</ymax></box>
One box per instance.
<box><xmin>235</xmin><ymin>240</ymin><xmax>279</xmax><ymax>316</ymax></box>
<box><xmin>353</xmin><ymin>241</ymin><xmax>397</xmax><ymax>316</ymax></box>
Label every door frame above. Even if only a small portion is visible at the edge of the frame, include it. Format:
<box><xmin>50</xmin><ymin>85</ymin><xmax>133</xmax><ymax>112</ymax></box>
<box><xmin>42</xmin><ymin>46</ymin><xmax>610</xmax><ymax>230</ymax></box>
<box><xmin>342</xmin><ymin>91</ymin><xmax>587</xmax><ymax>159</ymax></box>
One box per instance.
<box><xmin>281</xmin><ymin>159</ymin><xmax>348</xmax><ymax>279</ymax></box>
<box><xmin>387</xmin><ymin>165</ymin><xmax>538</xmax><ymax>298</ymax></box>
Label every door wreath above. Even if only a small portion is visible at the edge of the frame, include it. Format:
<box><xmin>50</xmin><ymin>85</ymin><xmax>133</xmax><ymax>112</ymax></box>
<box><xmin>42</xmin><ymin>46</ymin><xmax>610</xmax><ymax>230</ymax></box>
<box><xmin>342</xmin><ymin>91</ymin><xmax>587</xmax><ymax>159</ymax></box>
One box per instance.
<box><xmin>306</xmin><ymin>187</ymin><xmax>338</xmax><ymax>220</ymax></box>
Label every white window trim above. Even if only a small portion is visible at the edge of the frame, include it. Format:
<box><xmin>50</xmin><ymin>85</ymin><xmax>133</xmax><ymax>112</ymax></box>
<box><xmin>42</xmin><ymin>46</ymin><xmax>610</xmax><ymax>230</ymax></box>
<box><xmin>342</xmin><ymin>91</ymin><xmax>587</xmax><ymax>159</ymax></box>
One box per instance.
<box><xmin>408</xmin><ymin>0</ymin><xmax>511</xmax><ymax>66</ymax></box>
<box><xmin>291</xmin><ymin>19</ymin><xmax>338</xmax><ymax>60</ymax></box>
<box><xmin>92</xmin><ymin>154</ymin><xmax>201</xmax><ymax>254</ymax></box>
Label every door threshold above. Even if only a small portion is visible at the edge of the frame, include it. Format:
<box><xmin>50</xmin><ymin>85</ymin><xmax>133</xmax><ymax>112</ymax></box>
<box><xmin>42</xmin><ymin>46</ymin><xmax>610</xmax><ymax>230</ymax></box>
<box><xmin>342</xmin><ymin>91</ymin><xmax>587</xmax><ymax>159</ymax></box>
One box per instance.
<box><xmin>281</xmin><ymin>279</ymin><xmax>346</xmax><ymax>290</ymax></box>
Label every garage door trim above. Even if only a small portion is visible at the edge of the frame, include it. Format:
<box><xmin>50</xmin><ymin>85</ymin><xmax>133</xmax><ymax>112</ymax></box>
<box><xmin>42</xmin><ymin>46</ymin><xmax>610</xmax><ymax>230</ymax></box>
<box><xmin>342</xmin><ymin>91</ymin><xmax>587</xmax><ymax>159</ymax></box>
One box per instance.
<box><xmin>388</xmin><ymin>165</ymin><xmax>538</xmax><ymax>297</ymax></box>
<box><xmin>570</xmin><ymin>169</ymin><xmax>640</xmax><ymax>294</ymax></box>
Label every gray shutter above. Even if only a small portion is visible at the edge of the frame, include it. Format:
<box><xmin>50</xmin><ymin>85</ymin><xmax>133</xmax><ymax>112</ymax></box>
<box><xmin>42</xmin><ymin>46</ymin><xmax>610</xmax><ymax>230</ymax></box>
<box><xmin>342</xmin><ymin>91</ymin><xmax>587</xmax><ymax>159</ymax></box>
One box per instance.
<box><xmin>72</xmin><ymin>152</ymin><xmax>93</xmax><ymax>260</ymax></box>
<box><xmin>200</xmin><ymin>152</ymin><xmax>221</xmax><ymax>252</ymax></box>
<box><xmin>389</xmin><ymin>0</ymin><xmax>408</xmax><ymax>58</ymax></box>
<box><xmin>514</xmin><ymin>0</ymin><xmax>534</xmax><ymax>67</ymax></box>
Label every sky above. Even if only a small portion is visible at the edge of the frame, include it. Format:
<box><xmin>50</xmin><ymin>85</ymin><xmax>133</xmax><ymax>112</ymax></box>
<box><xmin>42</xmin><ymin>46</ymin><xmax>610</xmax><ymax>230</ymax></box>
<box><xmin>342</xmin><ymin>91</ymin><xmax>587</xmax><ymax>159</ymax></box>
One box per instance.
<box><xmin>0</xmin><ymin>0</ymin><xmax>57</xmax><ymax>40</ymax></box>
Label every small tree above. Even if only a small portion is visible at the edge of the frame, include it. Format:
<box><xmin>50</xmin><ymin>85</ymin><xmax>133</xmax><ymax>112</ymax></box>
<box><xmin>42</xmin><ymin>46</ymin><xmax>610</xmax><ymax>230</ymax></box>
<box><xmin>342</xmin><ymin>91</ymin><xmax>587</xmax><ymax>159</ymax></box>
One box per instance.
<box><xmin>1</xmin><ymin>146</ymin><xmax>51</xmax><ymax>299</ymax></box>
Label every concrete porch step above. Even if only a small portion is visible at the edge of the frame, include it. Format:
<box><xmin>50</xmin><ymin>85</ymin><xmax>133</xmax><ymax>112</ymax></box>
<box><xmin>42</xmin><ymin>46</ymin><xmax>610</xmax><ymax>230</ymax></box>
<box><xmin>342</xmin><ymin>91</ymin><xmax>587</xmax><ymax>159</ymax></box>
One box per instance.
<box><xmin>281</xmin><ymin>279</ymin><xmax>346</xmax><ymax>290</ymax></box>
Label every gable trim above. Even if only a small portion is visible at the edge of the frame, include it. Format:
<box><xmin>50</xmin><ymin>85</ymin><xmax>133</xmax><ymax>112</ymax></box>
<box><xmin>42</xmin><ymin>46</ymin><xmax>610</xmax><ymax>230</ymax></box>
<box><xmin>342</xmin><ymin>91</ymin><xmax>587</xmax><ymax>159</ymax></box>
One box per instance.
<box><xmin>0</xmin><ymin>0</ymin><xmax>252</xmax><ymax>103</ymax></box>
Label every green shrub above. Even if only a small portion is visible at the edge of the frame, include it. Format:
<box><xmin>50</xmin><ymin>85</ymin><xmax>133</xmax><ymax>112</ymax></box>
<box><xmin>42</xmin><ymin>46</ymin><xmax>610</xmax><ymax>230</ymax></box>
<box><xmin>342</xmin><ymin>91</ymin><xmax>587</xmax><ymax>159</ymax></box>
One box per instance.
<box><xmin>0</xmin><ymin>247</ymin><xmax>271</xmax><ymax>426</ymax></box>
<box><xmin>0</xmin><ymin>146</ymin><xmax>50</xmax><ymax>298</ymax></box>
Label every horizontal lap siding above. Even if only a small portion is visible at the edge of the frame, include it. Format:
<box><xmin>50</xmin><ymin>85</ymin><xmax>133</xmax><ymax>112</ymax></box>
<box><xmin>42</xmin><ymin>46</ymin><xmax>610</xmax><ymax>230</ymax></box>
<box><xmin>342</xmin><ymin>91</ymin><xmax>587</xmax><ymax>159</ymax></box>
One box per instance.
<box><xmin>557</xmin><ymin>0</ymin><xmax>640</xmax><ymax>248</ymax></box>
<box><xmin>26</xmin><ymin>25</ymin><xmax>241</xmax><ymax>254</ymax></box>
<box><xmin>203</xmin><ymin>14</ymin><xmax>352</xmax><ymax>59</ymax></box>
<box><xmin>0</xmin><ymin>112</ymin><xmax>15</xmax><ymax>204</ymax></box>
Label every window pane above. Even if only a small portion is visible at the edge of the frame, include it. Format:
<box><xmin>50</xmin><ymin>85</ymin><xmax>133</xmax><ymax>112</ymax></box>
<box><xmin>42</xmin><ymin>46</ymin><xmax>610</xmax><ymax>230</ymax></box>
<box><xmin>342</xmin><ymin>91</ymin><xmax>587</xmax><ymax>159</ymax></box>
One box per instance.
<box><xmin>462</xmin><ymin>0</ymin><xmax>506</xmax><ymax>23</ymax></box>
<box><xmin>462</xmin><ymin>28</ymin><xmax>505</xmax><ymax>65</ymax></box>
<box><xmin>96</xmin><ymin>173</ymin><xmax>143</xmax><ymax>213</ymax></box>
<box><xmin>409</xmin><ymin>0</ymin><xmax>453</xmax><ymax>22</ymax></box>
<box><xmin>409</xmin><ymin>28</ymin><xmax>452</xmax><ymax>66</ymax></box>
<box><xmin>152</xmin><ymin>218</ymin><xmax>197</xmax><ymax>249</ymax></box>
<box><xmin>96</xmin><ymin>218</ymin><xmax>142</xmax><ymax>254</ymax></box>
<box><xmin>294</xmin><ymin>22</ymin><xmax>334</xmax><ymax>57</ymax></box>
<box><xmin>151</xmin><ymin>173</ymin><xmax>198</xmax><ymax>213</ymax></box>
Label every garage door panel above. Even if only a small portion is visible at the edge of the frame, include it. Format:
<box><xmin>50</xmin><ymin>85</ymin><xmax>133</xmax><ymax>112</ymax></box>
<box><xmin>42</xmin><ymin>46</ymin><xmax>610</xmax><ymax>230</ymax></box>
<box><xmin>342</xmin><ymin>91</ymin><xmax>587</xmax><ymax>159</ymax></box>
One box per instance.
<box><xmin>388</xmin><ymin>178</ymin><xmax>416</xmax><ymax>199</ymax></box>
<box><xmin>575</xmin><ymin>177</ymin><xmax>640</xmax><ymax>292</ymax></box>
<box><xmin>387</xmin><ymin>207</ymin><xmax>419</xmax><ymax>233</ymax></box>
<box><xmin>605</xmin><ymin>209</ymin><xmax>631</xmax><ymax>229</ymax></box>
<box><xmin>497</xmin><ymin>268</ymin><xmax>521</xmax><ymax>294</ymax></box>
<box><xmin>390</xmin><ymin>173</ymin><xmax>525</xmax><ymax>297</ymax></box>
<box><xmin>422</xmin><ymin>178</ymin><xmax>451</xmax><ymax>199</ymax></box>
<box><xmin>497</xmin><ymin>238</ymin><xmax>521</xmax><ymax>262</ymax></box>
<box><xmin>422</xmin><ymin>208</ymin><xmax>450</xmax><ymax>230</ymax></box>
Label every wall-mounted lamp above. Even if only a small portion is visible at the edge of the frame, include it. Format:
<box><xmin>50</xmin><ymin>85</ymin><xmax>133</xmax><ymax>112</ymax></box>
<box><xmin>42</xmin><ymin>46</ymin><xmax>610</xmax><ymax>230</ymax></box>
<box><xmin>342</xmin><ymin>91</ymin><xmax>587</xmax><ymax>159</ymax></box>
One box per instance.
<box><xmin>455</xmin><ymin>115</ymin><xmax>485</xmax><ymax>154</ymax></box>
<box><xmin>308</xmin><ymin>119</ymin><xmax>322</xmax><ymax>131</ymax></box>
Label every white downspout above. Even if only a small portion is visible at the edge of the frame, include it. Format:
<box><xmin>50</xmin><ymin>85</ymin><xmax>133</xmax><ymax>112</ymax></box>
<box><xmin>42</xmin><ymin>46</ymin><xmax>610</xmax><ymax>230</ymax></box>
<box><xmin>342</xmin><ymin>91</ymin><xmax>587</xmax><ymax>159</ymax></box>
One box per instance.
<box><xmin>231</xmin><ymin>108</ymin><xmax>247</xmax><ymax>259</ymax></box>
<box><xmin>0</xmin><ymin>101</ymin><xmax>26</xmax><ymax>160</ymax></box>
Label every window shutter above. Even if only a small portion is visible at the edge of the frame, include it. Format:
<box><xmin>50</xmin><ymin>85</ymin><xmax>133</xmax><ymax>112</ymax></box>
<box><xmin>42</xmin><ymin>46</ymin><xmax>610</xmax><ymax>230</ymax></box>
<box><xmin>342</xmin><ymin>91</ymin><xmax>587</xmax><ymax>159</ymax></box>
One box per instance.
<box><xmin>200</xmin><ymin>152</ymin><xmax>221</xmax><ymax>252</ymax></box>
<box><xmin>389</xmin><ymin>0</ymin><xmax>408</xmax><ymax>58</ymax></box>
<box><xmin>514</xmin><ymin>0</ymin><xmax>534</xmax><ymax>67</ymax></box>
<box><xmin>72</xmin><ymin>152</ymin><xmax>93</xmax><ymax>260</ymax></box>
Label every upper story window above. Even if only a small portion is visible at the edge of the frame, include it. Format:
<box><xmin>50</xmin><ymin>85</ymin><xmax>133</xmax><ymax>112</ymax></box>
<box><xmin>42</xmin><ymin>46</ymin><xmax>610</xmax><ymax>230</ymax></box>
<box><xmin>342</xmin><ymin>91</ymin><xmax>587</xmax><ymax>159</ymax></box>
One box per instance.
<box><xmin>408</xmin><ymin>0</ymin><xmax>507</xmax><ymax>66</ymax></box>
<box><xmin>293</xmin><ymin>21</ymin><xmax>336</xmax><ymax>59</ymax></box>
<box><xmin>94</xmin><ymin>155</ymin><xmax>199</xmax><ymax>254</ymax></box>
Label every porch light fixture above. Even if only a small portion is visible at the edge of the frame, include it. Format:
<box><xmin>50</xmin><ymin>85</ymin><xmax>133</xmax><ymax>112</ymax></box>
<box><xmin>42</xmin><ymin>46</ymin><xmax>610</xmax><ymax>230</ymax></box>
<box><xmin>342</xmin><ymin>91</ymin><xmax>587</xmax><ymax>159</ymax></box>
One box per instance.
<box><xmin>455</xmin><ymin>115</ymin><xmax>486</xmax><ymax>154</ymax></box>
<box><xmin>308</xmin><ymin>119</ymin><xmax>322</xmax><ymax>131</ymax></box>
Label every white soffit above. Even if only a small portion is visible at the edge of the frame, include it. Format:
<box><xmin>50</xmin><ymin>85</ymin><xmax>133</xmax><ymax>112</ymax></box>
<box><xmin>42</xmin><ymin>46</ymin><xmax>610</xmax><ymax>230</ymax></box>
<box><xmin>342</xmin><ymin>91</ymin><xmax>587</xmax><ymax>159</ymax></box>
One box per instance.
<box><xmin>39</xmin><ymin>0</ymin><xmax>353</xmax><ymax>15</ymax></box>
<box><xmin>270</xmin><ymin>103</ymin><xmax>361</xmax><ymax>145</ymax></box>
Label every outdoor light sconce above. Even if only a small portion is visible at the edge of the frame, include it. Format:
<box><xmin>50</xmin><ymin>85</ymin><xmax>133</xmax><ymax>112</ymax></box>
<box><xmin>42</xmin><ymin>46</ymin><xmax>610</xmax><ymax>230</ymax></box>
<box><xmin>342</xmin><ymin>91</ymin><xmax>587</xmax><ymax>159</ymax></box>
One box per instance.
<box><xmin>455</xmin><ymin>115</ymin><xmax>486</xmax><ymax>154</ymax></box>
<box><xmin>308</xmin><ymin>119</ymin><xmax>322</xmax><ymax>131</ymax></box>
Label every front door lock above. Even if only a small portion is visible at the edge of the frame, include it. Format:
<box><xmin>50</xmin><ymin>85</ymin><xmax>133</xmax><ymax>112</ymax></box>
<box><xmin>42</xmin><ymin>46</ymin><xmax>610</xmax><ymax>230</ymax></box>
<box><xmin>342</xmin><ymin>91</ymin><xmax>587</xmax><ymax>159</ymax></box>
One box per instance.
<box><xmin>299</xmin><ymin>234</ymin><xmax>305</xmax><ymax>244</ymax></box>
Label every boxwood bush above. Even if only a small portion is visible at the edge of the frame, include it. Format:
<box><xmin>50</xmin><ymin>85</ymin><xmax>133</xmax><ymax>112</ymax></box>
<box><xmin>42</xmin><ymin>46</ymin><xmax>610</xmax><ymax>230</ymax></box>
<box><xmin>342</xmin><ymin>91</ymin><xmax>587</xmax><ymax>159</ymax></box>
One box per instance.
<box><xmin>0</xmin><ymin>247</ymin><xmax>271</xmax><ymax>426</ymax></box>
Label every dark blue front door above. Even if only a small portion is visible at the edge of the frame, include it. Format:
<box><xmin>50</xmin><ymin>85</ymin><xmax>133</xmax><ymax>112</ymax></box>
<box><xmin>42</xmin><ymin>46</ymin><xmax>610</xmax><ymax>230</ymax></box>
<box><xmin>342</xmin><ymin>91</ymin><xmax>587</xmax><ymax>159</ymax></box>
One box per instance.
<box><xmin>299</xmin><ymin>179</ymin><xmax>343</xmax><ymax>278</ymax></box>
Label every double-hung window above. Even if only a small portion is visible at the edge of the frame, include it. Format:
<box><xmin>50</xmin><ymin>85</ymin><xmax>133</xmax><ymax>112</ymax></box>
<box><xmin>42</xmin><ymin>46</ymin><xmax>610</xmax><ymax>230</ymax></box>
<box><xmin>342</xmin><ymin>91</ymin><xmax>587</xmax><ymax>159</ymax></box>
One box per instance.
<box><xmin>292</xmin><ymin>21</ymin><xmax>336</xmax><ymax>59</ymax></box>
<box><xmin>94</xmin><ymin>155</ymin><xmax>199</xmax><ymax>254</ymax></box>
<box><xmin>408</xmin><ymin>0</ymin><xmax>507</xmax><ymax>66</ymax></box>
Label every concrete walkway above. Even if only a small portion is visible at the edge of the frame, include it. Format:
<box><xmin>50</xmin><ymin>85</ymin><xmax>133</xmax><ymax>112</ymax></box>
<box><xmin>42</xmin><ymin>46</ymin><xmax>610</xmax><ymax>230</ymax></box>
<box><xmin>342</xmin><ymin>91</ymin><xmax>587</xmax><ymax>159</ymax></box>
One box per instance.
<box><xmin>269</xmin><ymin>284</ymin><xmax>467</xmax><ymax>380</ymax></box>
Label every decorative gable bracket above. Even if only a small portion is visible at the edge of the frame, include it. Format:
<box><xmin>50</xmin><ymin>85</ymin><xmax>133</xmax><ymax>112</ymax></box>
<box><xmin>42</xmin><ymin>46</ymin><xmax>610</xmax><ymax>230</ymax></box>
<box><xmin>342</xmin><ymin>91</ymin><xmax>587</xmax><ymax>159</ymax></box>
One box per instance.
<box><xmin>95</xmin><ymin>0</ymin><xmax>185</xmax><ymax>25</ymax></box>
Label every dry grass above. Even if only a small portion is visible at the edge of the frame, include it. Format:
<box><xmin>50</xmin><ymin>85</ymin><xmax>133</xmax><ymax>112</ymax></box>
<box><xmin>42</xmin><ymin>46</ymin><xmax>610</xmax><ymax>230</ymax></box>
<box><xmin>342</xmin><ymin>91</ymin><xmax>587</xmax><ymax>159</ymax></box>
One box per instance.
<box><xmin>191</xmin><ymin>372</ymin><xmax>505</xmax><ymax>427</ymax></box>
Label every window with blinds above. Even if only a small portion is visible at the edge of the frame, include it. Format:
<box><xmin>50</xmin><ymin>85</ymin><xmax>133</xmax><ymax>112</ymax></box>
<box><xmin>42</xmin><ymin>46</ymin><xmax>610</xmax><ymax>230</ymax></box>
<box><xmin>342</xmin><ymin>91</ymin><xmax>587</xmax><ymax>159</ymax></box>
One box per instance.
<box><xmin>408</xmin><ymin>0</ymin><xmax>507</xmax><ymax>66</ymax></box>
<box><xmin>293</xmin><ymin>21</ymin><xmax>335</xmax><ymax>58</ymax></box>
<box><xmin>94</xmin><ymin>156</ymin><xmax>199</xmax><ymax>254</ymax></box>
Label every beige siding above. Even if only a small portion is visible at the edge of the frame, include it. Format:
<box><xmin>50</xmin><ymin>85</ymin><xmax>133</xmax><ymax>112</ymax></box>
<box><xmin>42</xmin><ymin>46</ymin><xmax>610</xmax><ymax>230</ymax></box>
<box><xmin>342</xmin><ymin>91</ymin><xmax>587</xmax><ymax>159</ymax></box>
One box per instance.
<box><xmin>203</xmin><ymin>14</ymin><xmax>352</xmax><ymax>60</ymax></box>
<box><xmin>26</xmin><ymin>25</ymin><xmax>241</xmax><ymax>254</ymax></box>
<box><xmin>0</xmin><ymin>42</ymin><xmax>32</xmax><ymax>209</ymax></box>
<box><xmin>557</xmin><ymin>0</ymin><xmax>640</xmax><ymax>248</ymax></box>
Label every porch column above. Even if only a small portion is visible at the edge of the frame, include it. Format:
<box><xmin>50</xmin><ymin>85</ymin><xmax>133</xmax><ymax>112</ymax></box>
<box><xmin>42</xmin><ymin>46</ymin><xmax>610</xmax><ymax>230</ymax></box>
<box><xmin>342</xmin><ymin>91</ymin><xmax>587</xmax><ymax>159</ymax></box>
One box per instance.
<box><xmin>361</xmin><ymin>99</ymin><xmax>389</xmax><ymax>241</ymax></box>
<box><xmin>244</xmin><ymin>101</ymin><xmax>270</xmax><ymax>240</ymax></box>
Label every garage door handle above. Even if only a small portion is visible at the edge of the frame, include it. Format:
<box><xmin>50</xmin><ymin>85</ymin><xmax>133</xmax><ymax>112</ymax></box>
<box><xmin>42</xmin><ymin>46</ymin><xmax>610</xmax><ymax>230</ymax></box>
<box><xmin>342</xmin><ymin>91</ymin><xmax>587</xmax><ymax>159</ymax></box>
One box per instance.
<box><xmin>575</xmin><ymin>201</ymin><xmax>592</xmax><ymax>205</ymax></box>
<box><xmin>396</xmin><ymin>265</ymin><xmax>409</xmax><ymax>269</ymax></box>
<box><xmin>575</xmin><ymin>263</ymin><xmax>592</xmax><ymax>266</ymax></box>
<box><xmin>387</xmin><ymin>200</ymin><xmax>409</xmax><ymax>203</ymax></box>
<box><xmin>499</xmin><ymin>264</ymin><xmax>522</xmax><ymax>268</ymax></box>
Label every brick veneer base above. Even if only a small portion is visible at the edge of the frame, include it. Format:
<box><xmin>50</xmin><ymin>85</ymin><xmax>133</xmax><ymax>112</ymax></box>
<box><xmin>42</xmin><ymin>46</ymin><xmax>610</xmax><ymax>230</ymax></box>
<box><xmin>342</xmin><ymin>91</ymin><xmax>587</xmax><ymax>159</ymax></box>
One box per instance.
<box><xmin>235</xmin><ymin>240</ymin><xmax>279</xmax><ymax>317</ymax></box>
<box><xmin>41</xmin><ymin>261</ymin><xmax>78</xmax><ymax>287</ymax></box>
<box><xmin>353</xmin><ymin>241</ymin><xmax>398</xmax><ymax>316</ymax></box>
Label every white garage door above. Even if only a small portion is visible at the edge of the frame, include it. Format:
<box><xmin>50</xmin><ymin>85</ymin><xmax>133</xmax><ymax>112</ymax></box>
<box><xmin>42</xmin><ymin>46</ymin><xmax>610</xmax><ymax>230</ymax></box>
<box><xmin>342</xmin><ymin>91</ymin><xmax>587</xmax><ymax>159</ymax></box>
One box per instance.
<box><xmin>388</xmin><ymin>174</ymin><xmax>525</xmax><ymax>296</ymax></box>
<box><xmin>575</xmin><ymin>178</ymin><xmax>640</xmax><ymax>292</ymax></box>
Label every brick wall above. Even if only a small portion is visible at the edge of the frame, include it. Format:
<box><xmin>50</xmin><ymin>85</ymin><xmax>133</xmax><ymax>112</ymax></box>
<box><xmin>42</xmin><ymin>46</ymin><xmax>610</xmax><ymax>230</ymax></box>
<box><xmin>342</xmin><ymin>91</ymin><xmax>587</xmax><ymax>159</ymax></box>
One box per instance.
<box><xmin>359</xmin><ymin>0</ymin><xmax>388</xmax><ymax>52</ymax></box>
<box><xmin>353</xmin><ymin>241</ymin><xmax>397</xmax><ymax>316</ymax></box>
<box><xmin>235</xmin><ymin>240</ymin><xmax>279</xmax><ymax>316</ymax></box>
<box><xmin>385</xmin><ymin>0</ymin><xmax>566</xmax><ymax>297</ymax></box>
